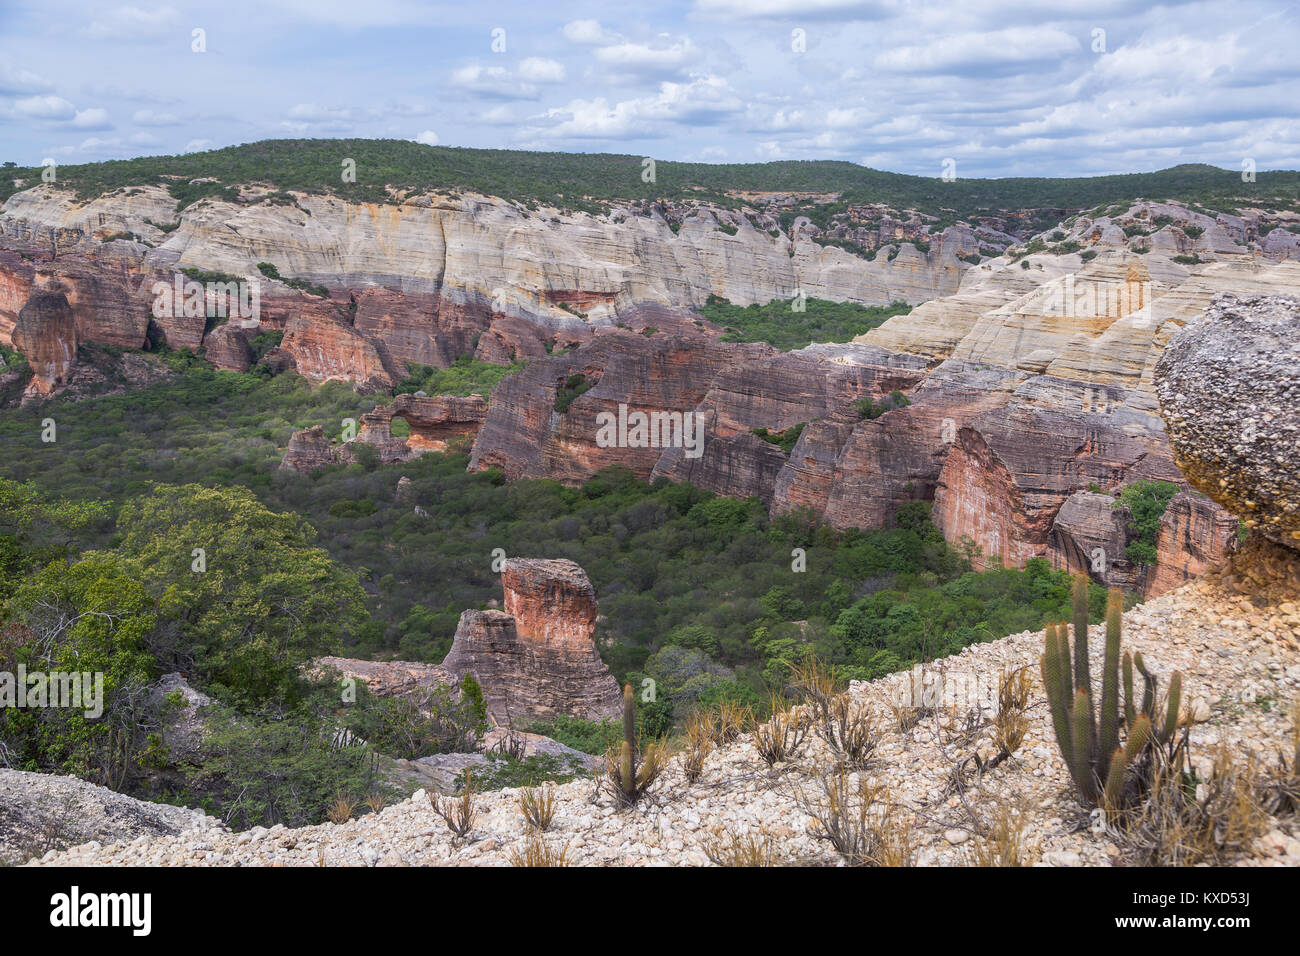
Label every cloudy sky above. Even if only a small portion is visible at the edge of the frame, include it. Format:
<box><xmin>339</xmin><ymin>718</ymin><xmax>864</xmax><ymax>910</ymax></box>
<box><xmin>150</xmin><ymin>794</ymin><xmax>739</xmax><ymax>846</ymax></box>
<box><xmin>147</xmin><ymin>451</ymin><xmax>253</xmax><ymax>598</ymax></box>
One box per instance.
<box><xmin>2</xmin><ymin>0</ymin><xmax>1298</xmax><ymax>177</ymax></box>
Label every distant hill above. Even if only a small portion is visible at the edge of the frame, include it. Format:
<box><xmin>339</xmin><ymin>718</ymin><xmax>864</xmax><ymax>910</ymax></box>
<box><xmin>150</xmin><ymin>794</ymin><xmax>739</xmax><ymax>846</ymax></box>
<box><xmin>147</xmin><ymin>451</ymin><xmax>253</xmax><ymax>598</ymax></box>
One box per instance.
<box><xmin>4</xmin><ymin>138</ymin><xmax>1299</xmax><ymax>217</ymax></box>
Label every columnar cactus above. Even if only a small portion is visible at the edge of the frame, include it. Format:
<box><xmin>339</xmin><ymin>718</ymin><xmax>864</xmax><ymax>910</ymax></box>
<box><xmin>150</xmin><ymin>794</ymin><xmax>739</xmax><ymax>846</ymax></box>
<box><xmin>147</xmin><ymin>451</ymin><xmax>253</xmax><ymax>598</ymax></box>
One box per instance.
<box><xmin>608</xmin><ymin>682</ymin><xmax>665</xmax><ymax>806</ymax></box>
<box><xmin>1041</xmin><ymin>574</ymin><xmax>1183</xmax><ymax>816</ymax></box>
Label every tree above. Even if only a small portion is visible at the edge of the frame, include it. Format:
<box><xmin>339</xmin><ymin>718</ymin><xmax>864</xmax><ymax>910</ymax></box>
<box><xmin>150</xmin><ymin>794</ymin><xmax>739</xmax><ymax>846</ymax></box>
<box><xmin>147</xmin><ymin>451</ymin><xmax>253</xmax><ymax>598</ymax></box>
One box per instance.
<box><xmin>2</xmin><ymin>554</ymin><xmax>157</xmax><ymax>786</ymax></box>
<box><xmin>114</xmin><ymin>484</ymin><xmax>368</xmax><ymax>706</ymax></box>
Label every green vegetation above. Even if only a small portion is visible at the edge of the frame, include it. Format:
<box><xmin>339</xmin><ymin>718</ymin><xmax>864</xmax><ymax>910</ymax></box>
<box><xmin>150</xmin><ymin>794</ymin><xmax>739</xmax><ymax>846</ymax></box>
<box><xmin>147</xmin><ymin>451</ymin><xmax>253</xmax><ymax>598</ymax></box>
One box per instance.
<box><xmin>554</xmin><ymin>373</ymin><xmax>593</xmax><ymax>412</ymax></box>
<box><xmin>856</xmin><ymin>390</ymin><xmax>911</xmax><ymax>420</ymax></box>
<box><xmin>394</xmin><ymin>355</ymin><xmax>527</xmax><ymax>398</ymax></box>
<box><xmin>751</xmin><ymin>422</ymin><xmax>806</xmax><ymax>453</ymax></box>
<box><xmin>256</xmin><ymin>261</ymin><xmax>329</xmax><ymax>298</ymax></box>
<box><xmin>10</xmin><ymin>139</ymin><xmax>1296</xmax><ymax>218</ymax></box>
<box><xmin>699</xmin><ymin>295</ymin><xmax>910</xmax><ymax>351</ymax></box>
<box><xmin>1115</xmin><ymin>480</ymin><xmax>1181</xmax><ymax>565</ymax></box>
<box><xmin>0</xmin><ymin>360</ymin><xmax>1140</xmax><ymax>821</ymax></box>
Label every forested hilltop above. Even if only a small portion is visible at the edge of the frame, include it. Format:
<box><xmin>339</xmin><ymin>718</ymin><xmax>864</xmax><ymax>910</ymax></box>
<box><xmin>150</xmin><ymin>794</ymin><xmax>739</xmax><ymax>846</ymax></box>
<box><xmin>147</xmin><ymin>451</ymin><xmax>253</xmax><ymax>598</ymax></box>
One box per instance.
<box><xmin>5</xmin><ymin>138</ymin><xmax>1299</xmax><ymax>216</ymax></box>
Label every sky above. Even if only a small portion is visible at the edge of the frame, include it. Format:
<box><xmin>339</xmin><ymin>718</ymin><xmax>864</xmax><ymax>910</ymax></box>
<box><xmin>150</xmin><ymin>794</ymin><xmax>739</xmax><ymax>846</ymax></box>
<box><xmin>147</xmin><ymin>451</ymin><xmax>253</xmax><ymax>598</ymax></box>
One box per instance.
<box><xmin>2</xmin><ymin>0</ymin><xmax>1299</xmax><ymax>177</ymax></box>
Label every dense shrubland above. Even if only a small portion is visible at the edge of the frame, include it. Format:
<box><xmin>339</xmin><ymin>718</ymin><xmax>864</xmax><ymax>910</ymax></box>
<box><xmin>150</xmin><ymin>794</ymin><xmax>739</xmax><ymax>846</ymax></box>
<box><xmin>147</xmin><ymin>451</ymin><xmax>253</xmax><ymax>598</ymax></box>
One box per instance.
<box><xmin>2</xmin><ymin>365</ymin><xmax>1112</xmax><ymax>751</ymax></box>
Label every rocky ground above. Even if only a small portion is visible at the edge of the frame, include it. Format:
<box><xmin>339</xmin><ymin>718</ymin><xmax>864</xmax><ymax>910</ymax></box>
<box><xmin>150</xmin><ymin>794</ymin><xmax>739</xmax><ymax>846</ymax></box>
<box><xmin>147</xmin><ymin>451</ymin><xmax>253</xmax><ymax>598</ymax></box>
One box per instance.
<box><xmin>26</xmin><ymin>565</ymin><xmax>1300</xmax><ymax>867</ymax></box>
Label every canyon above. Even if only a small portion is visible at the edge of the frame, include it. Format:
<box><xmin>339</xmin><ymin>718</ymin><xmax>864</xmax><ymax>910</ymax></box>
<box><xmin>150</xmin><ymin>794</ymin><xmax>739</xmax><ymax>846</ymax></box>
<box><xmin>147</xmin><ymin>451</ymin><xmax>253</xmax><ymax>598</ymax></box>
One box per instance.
<box><xmin>5</xmin><ymin>179</ymin><xmax>1300</xmax><ymax>597</ymax></box>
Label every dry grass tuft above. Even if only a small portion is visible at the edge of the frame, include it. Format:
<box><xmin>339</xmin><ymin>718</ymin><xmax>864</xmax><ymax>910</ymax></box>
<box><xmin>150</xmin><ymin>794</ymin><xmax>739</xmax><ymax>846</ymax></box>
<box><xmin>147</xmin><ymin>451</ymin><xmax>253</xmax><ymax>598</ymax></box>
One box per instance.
<box><xmin>796</xmin><ymin>764</ymin><xmax>915</xmax><ymax>866</ymax></box>
<box><xmin>1259</xmin><ymin>705</ymin><xmax>1300</xmax><ymax>817</ymax></box>
<box><xmin>702</xmin><ymin>827</ymin><xmax>783</xmax><ymax>867</ymax></box>
<box><xmin>517</xmin><ymin>785</ymin><xmax>556</xmax><ymax>832</ymax></box>
<box><xmin>965</xmin><ymin>804</ymin><xmax>1039</xmax><ymax>867</ymax></box>
<box><xmin>1120</xmin><ymin>744</ymin><xmax>1268</xmax><ymax>866</ymax></box>
<box><xmin>326</xmin><ymin>792</ymin><xmax>357</xmax><ymax>825</ymax></box>
<box><xmin>994</xmin><ymin>667</ymin><xmax>1031</xmax><ymax>757</ymax></box>
<box><xmin>708</xmin><ymin>700</ymin><xmax>753</xmax><ymax>744</ymax></box>
<box><xmin>363</xmin><ymin>791</ymin><xmax>387</xmax><ymax>815</ymax></box>
<box><xmin>430</xmin><ymin>771</ymin><xmax>477</xmax><ymax>843</ymax></box>
<box><xmin>508</xmin><ymin>831</ymin><xmax>572</xmax><ymax>867</ymax></box>
<box><xmin>682</xmin><ymin>709</ymin><xmax>715</xmax><ymax>784</ymax></box>
<box><xmin>753</xmin><ymin>695</ymin><xmax>809</xmax><ymax>767</ymax></box>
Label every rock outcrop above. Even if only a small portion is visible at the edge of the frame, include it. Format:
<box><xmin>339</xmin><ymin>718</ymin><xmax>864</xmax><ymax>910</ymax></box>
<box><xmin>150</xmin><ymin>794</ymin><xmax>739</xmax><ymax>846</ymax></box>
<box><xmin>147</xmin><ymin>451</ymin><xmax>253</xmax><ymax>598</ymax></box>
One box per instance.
<box><xmin>279</xmin><ymin>425</ymin><xmax>337</xmax><ymax>473</ymax></box>
<box><xmin>314</xmin><ymin>657</ymin><xmax>454</xmax><ymax>706</ymax></box>
<box><xmin>279</xmin><ymin>394</ymin><xmax>489</xmax><ymax>472</ymax></box>
<box><xmin>1144</xmin><ymin>491</ymin><xmax>1240</xmax><ymax>598</ymax></box>
<box><xmin>1156</xmin><ymin>293</ymin><xmax>1300</xmax><ymax>552</ymax></box>
<box><xmin>11</xmin><ymin>291</ymin><xmax>77</xmax><ymax>395</ymax></box>
<box><xmin>441</xmin><ymin>558</ymin><xmax>621</xmax><ymax>724</ymax></box>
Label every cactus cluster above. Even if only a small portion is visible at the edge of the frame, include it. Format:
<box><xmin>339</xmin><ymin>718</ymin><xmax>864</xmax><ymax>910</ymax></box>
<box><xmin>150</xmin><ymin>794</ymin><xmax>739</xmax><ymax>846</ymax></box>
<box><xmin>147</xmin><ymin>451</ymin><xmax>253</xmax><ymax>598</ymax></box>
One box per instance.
<box><xmin>1041</xmin><ymin>573</ymin><xmax>1183</xmax><ymax>816</ymax></box>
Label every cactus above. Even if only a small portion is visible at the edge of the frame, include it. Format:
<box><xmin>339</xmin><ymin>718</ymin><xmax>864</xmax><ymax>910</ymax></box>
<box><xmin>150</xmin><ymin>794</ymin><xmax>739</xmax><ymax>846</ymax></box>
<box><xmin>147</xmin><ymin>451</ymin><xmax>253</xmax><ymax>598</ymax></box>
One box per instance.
<box><xmin>619</xmin><ymin>684</ymin><xmax>636</xmax><ymax>801</ymax></box>
<box><xmin>1040</xmin><ymin>574</ymin><xmax>1183</xmax><ymax>817</ymax></box>
<box><xmin>607</xmin><ymin>682</ymin><xmax>665</xmax><ymax>806</ymax></box>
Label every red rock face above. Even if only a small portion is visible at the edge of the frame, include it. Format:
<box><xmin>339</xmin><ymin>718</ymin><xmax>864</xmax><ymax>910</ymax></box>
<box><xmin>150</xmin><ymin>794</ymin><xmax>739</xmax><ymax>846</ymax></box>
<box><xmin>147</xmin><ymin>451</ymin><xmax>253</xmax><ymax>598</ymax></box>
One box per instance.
<box><xmin>12</xmin><ymin>291</ymin><xmax>77</xmax><ymax>395</ymax></box>
<box><xmin>501</xmin><ymin>557</ymin><xmax>600</xmax><ymax>653</ymax></box>
<box><xmin>470</xmin><ymin>328</ymin><xmax>752</xmax><ymax>482</ymax></box>
<box><xmin>933</xmin><ymin>384</ymin><xmax>1182</xmax><ymax>570</ymax></box>
<box><xmin>203</xmin><ymin>324</ymin><xmax>254</xmax><ymax>372</ymax></box>
<box><xmin>1145</xmin><ymin>492</ymin><xmax>1239</xmax><ymax>598</ymax></box>
<box><xmin>0</xmin><ymin>250</ymin><xmax>35</xmax><ymax>346</ymax></box>
<box><xmin>653</xmin><ymin>343</ymin><xmax>931</xmax><ymax>503</ymax></box>
<box><xmin>1047</xmin><ymin>490</ymin><xmax>1143</xmax><ymax>591</ymax></box>
<box><xmin>280</xmin><ymin>311</ymin><xmax>395</xmax><ymax>391</ymax></box>
<box><xmin>441</xmin><ymin>558</ymin><xmax>622</xmax><ymax>723</ymax></box>
<box><xmin>34</xmin><ymin>262</ymin><xmax>148</xmax><ymax>349</ymax></box>
<box><xmin>771</xmin><ymin>359</ymin><xmax>1024</xmax><ymax>527</ymax></box>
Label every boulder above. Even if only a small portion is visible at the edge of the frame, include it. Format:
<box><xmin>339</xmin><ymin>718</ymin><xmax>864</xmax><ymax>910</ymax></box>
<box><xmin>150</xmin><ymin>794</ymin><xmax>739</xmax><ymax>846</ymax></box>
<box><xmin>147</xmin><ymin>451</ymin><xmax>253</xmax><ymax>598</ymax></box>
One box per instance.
<box><xmin>1156</xmin><ymin>293</ymin><xmax>1300</xmax><ymax>552</ymax></box>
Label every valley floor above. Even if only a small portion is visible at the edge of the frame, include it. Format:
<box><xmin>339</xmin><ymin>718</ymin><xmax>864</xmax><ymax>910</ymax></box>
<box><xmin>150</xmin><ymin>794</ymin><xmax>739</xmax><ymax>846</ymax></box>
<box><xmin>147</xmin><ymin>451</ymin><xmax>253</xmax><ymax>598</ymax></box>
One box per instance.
<box><xmin>26</xmin><ymin>570</ymin><xmax>1300</xmax><ymax>868</ymax></box>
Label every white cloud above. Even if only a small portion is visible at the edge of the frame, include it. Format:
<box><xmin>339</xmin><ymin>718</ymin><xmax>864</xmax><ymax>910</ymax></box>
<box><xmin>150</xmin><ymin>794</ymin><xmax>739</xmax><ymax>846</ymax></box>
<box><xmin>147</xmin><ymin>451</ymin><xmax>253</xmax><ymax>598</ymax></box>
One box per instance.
<box><xmin>0</xmin><ymin>63</ymin><xmax>52</xmax><ymax>95</ymax></box>
<box><xmin>414</xmin><ymin>129</ymin><xmax>439</xmax><ymax>146</ymax></box>
<box><xmin>87</xmin><ymin>5</ymin><xmax>180</xmax><ymax>39</ymax></box>
<box><xmin>562</xmin><ymin>19</ymin><xmax>616</xmax><ymax>44</ymax></box>
<box><xmin>71</xmin><ymin>108</ymin><xmax>112</xmax><ymax>130</ymax></box>
<box><xmin>132</xmin><ymin>109</ymin><xmax>180</xmax><ymax>126</ymax></box>
<box><xmin>535</xmin><ymin>75</ymin><xmax>742</xmax><ymax>140</ymax></box>
<box><xmin>450</xmin><ymin>63</ymin><xmax>540</xmax><ymax>99</ymax></box>
<box><xmin>13</xmin><ymin>95</ymin><xmax>76</xmax><ymax>120</ymax></box>
<box><xmin>594</xmin><ymin>37</ymin><xmax>700</xmax><ymax>78</ymax></box>
<box><xmin>693</xmin><ymin>0</ymin><xmax>896</xmax><ymax>19</ymax></box>
<box><xmin>875</xmin><ymin>27</ymin><xmax>1082</xmax><ymax>73</ymax></box>
<box><xmin>518</xmin><ymin>58</ymin><xmax>566</xmax><ymax>84</ymax></box>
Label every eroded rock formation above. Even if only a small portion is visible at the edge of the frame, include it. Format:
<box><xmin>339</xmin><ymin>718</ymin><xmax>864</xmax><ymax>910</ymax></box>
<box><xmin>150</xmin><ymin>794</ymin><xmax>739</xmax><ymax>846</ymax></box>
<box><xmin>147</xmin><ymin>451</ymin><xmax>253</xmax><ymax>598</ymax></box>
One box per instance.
<box><xmin>441</xmin><ymin>558</ymin><xmax>622</xmax><ymax>724</ymax></box>
<box><xmin>12</xmin><ymin>291</ymin><xmax>77</xmax><ymax>395</ymax></box>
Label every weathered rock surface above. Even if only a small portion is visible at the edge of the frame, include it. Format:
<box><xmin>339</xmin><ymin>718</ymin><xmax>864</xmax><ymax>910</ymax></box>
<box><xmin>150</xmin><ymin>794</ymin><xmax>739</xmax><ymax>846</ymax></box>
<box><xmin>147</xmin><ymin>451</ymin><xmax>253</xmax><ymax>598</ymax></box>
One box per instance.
<box><xmin>12</xmin><ymin>290</ymin><xmax>77</xmax><ymax>395</ymax></box>
<box><xmin>932</xmin><ymin>378</ymin><xmax>1182</xmax><ymax>570</ymax></box>
<box><xmin>1145</xmin><ymin>491</ymin><xmax>1240</xmax><ymax>598</ymax></box>
<box><xmin>1156</xmin><ymin>293</ymin><xmax>1300</xmax><ymax>552</ymax></box>
<box><xmin>279</xmin><ymin>425</ymin><xmax>337</xmax><ymax>473</ymax></box>
<box><xmin>349</xmin><ymin>393</ymin><xmax>488</xmax><ymax>463</ymax></box>
<box><xmin>202</xmin><ymin>323</ymin><xmax>254</xmax><ymax>372</ymax></box>
<box><xmin>441</xmin><ymin>558</ymin><xmax>621</xmax><ymax>724</ymax></box>
<box><xmin>0</xmin><ymin>768</ymin><xmax>220</xmax><ymax>865</ymax></box>
<box><xmin>314</xmin><ymin>657</ymin><xmax>454</xmax><ymax>705</ymax></box>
